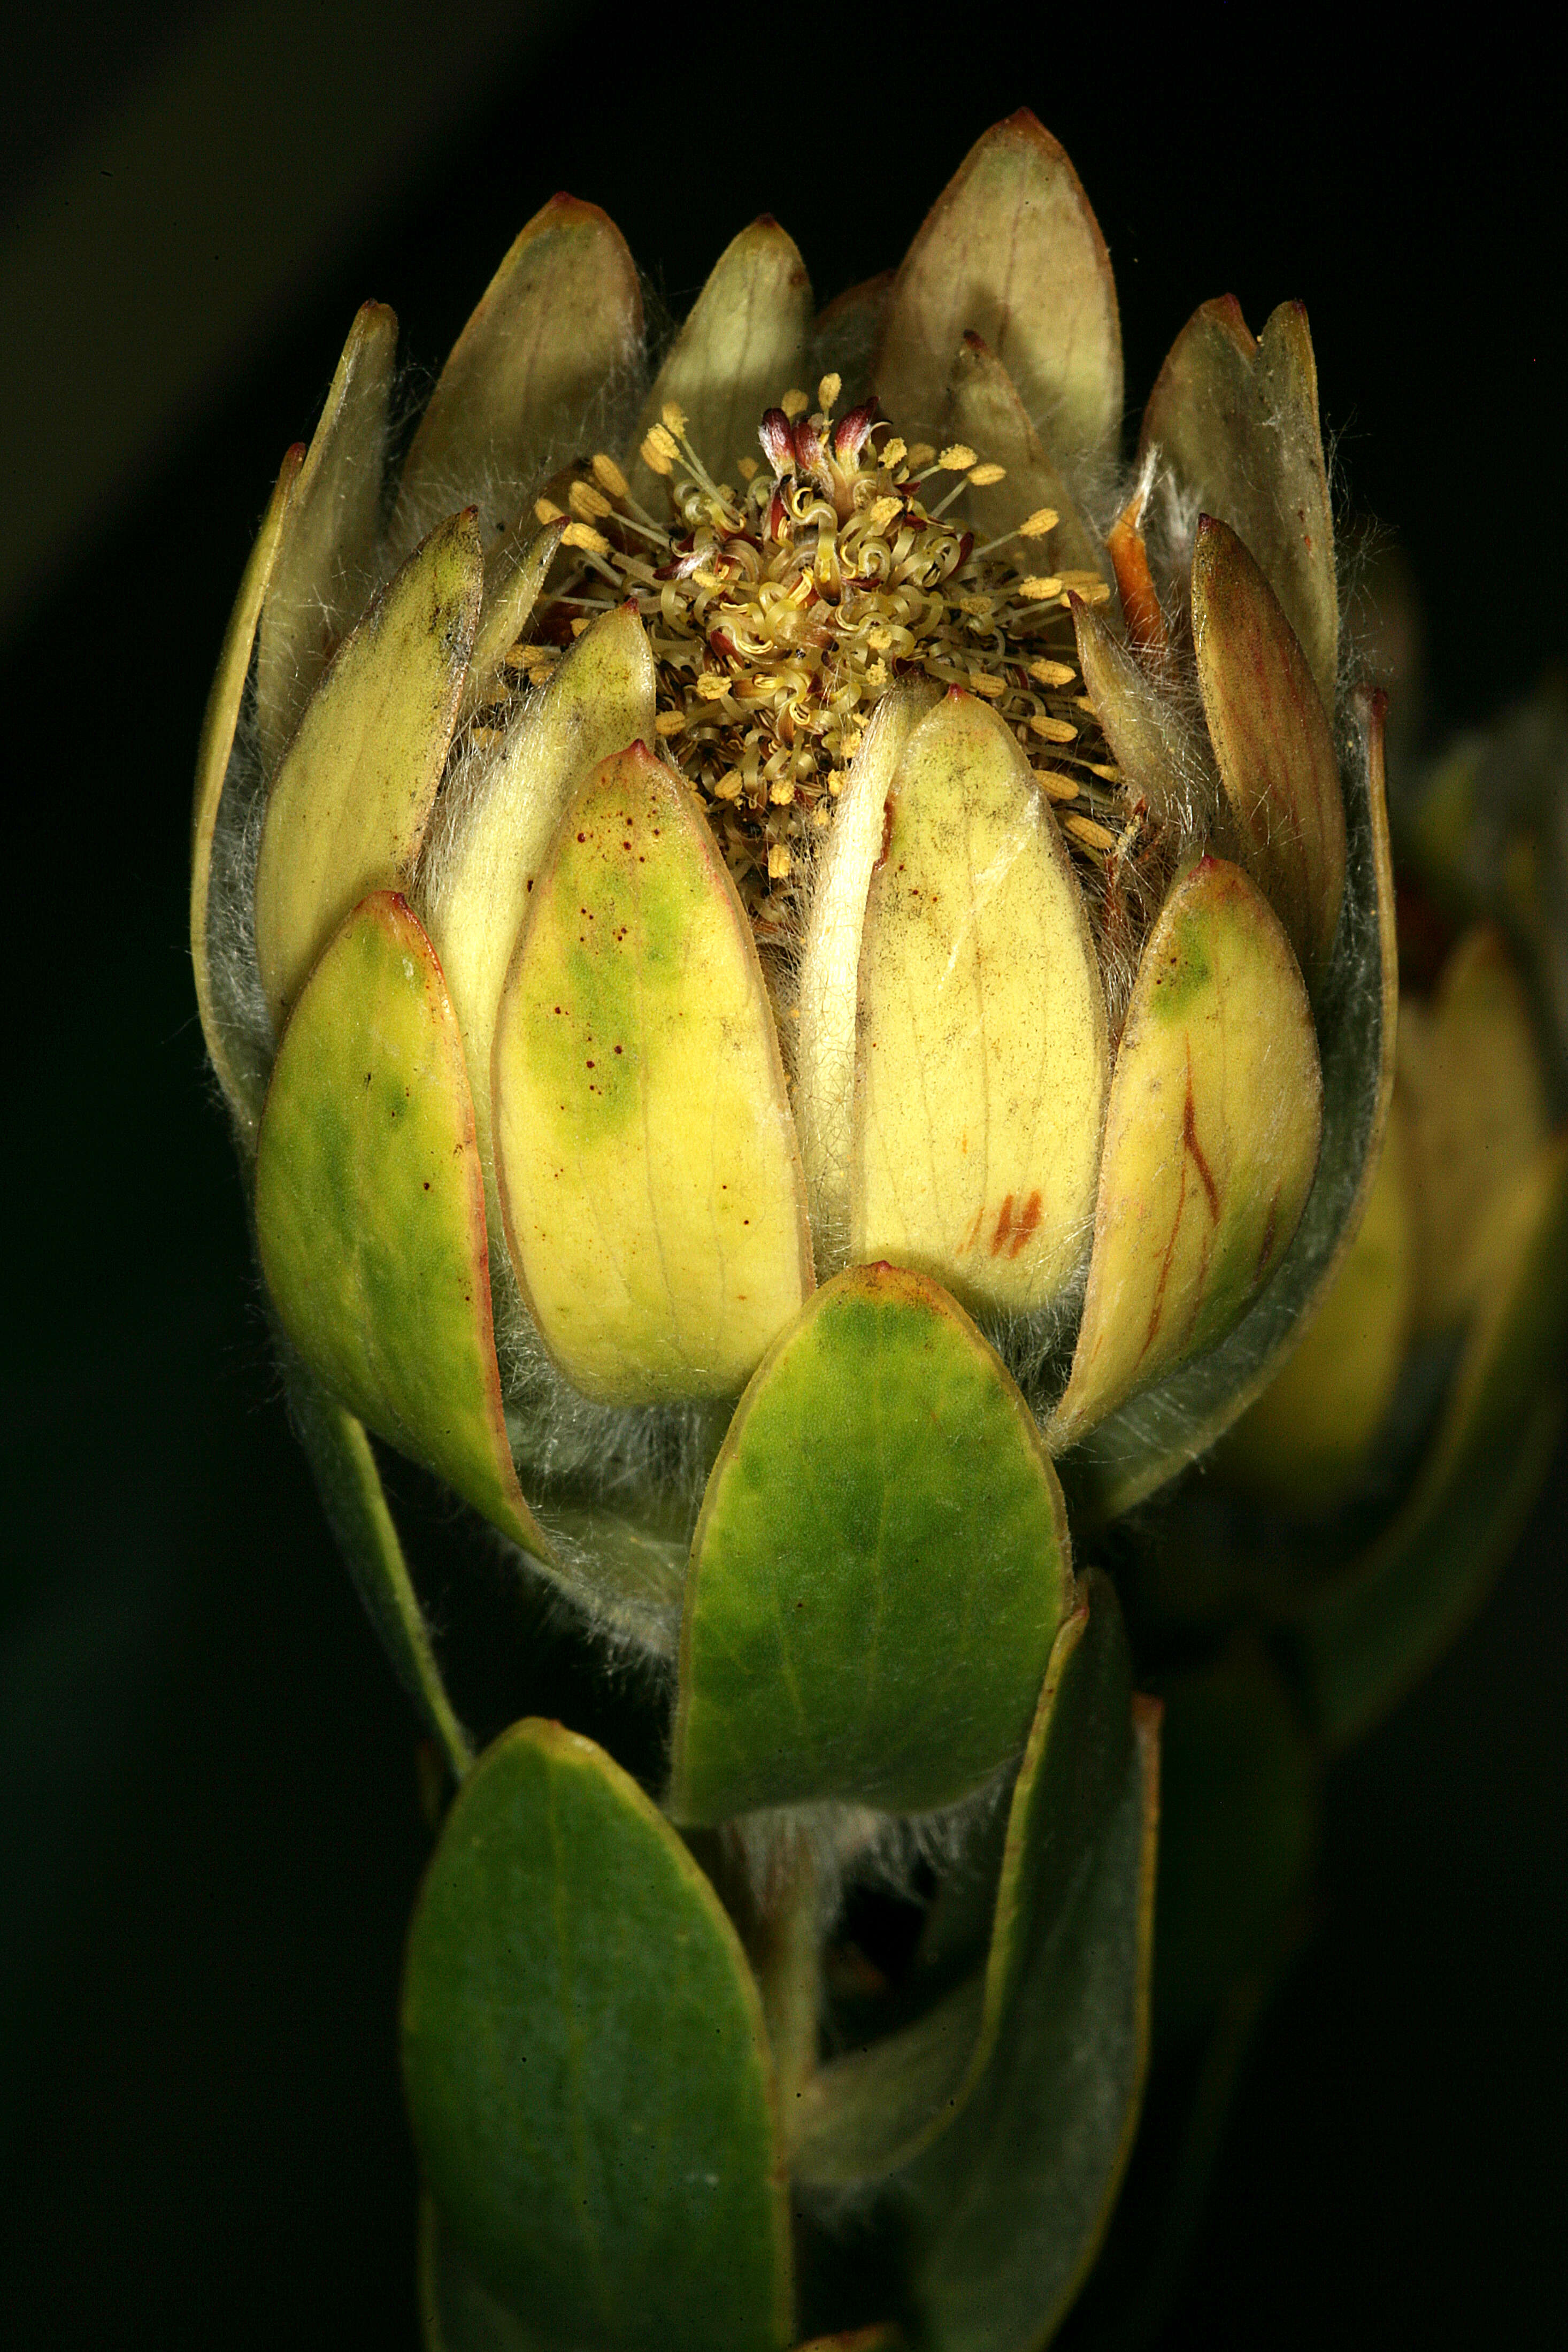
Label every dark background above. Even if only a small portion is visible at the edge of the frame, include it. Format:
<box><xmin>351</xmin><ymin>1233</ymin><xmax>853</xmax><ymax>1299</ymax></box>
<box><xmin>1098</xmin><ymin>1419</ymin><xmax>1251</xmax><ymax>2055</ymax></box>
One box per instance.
<box><xmin>4</xmin><ymin>5</ymin><xmax>1564</xmax><ymax>2343</ymax></box>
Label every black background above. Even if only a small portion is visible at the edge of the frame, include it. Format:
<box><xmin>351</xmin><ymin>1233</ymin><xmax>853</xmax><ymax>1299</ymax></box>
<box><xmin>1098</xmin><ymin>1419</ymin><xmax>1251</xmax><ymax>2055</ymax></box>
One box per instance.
<box><xmin>4</xmin><ymin>6</ymin><xmax>1564</xmax><ymax>2344</ymax></box>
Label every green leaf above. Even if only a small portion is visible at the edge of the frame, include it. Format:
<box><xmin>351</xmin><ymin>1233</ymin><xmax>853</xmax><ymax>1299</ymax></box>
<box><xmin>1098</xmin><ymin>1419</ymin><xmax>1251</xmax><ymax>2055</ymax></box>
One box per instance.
<box><xmin>1058</xmin><ymin>687</ymin><xmax>1397</xmax><ymax>1521</ymax></box>
<box><xmin>403</xmin><ymin>1720</ymin><xmax>792</xmax><ymax>2352</ymax></box>
<box><xmin>793</xmin><ymin>1573</ymin><xmax>1133</xmax><ymax>2188</ymax></box>
<box><xmin>283</xmin><ymin>1354</ymin><xmax>471</xmax><ymax>1782</ymax></box>
<box><xmin>893</xmin><ymin>1689</ymin><xmax>1159</xmax><ymax>2352</ymax></box>
<box><xmin>255</xmin><ymin>889</ymin><xmax>550</xmax><ymax>1562</ymax></box>
<box><xmin>670</xmin><ymin>1264</ymin><xmax>1072</xmax><ymax>1822</ymax></box>
<box><xmin>1298</xmin><ymin>1133</ymin><xmax>1568</xmax><ymax>1747</ymax></box>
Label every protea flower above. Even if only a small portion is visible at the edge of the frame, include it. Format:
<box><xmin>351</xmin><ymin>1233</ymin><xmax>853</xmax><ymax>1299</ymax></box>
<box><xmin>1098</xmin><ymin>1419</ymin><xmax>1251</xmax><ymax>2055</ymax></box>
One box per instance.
<box><xmin>191</xmin><ymin>113</ymin><xmax>1398</xmax><ymax>2352</ymax></box>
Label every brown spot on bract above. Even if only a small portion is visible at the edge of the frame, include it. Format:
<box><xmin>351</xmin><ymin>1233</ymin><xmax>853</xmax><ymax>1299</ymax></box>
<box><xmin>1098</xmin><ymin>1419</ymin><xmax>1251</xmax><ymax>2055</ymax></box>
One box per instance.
<box><xmin>1009</xmin><ymin>1190</ymin><xmax>1042</xmax><ymax>1258</ymax></box>
<box><xmin>990</xmin><ymin>1194</ymin><xmax>1016</xmax><ymax>1255</ymax></box>
<box><xmin>961</xmin><ymin>1204</ymin><xmax>985</xmax><ymax>1255</ymax></box>
<box><xmin>1182</xmin><ymin>1079</ymin><xmax>1220</xmax><ymax>1223</ymax></box>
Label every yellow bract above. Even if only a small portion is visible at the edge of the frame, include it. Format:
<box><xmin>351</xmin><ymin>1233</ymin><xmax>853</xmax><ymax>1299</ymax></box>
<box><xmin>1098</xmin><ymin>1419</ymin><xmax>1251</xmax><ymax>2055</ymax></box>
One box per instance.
<box><xmin>1140</xmin><ymin>297</ymin><xmax>1338</xmax><ymax>714</ymax></box>
<box><xmin>1397</xmin><ymin>924</ymin><xmax>1553</xmax><ymax>1334</ymax></box>
<box><xmin>1216</xmin><ymin>1096</ymin><xmax>1415</xmax><ymax>1514</ymax></box>
<box><xmin>944</xmin><ymin>331</ymin><xmax>1103</xmax><ymax>579</ymax></box>
<box><xmin>253</xmin><ymin>509</ymin><xmax>481</xmax><ymax>1030</ymax></box>
<box><xmin>795</xmin><ymin>688</ymin><xmax>936</xmax><ymax>1260</ymax></box>
<box><xmin>628</xmin><ymin>218</ymin><xmax>813</xmax><ymax>501</ymax></box>
<box><xmin>877</xmin><ymin>110</ymin><xmax>1122</xmax><ymax>476</ymax></box>
<box><xmin>394</xmin><ymin>193</ymin><xmax>641</xmax><ymax>548</ymax></box>
<box><xmin>1051</xmin><ymin>858</ymin><xmax>1323</xmax><ymax>1447</ymax></box>
<box><xmin>493</xmin><ymin>744</ymin><xmax>813</xmax><ymax>1404</ymax></box>
<box><xmin>255</xmin><ymin>890</ymin><xmax>548</xmax><ymax>1563</ymax></box>
<box><xmin>850</xmin><ymin>691</ymin><xmax>1110</xmax><ymax>1318</ymax></box>
<box><xmin>256</xmin><ymin>301</ymin><xmax>396</xmax><ymax>774</ymax></box>
<box><xmin>419</xmin><ymin>602</ymin><xmax>656</xmax><ymax>1195</ymax></box>
<box><xmin>1072</xmin><ymin>595</ymin><xmax>1212</xmax><ymax>828</ymax></box>
<box><xmin>1192</xmin><ymin>517</ymin><xmax>1346</xmax><ymax>995</ymax></box>
<box><xmin>190</xmin><ymin>444</ymin><xmax>300</xmax><ymax>1138</ymax></box>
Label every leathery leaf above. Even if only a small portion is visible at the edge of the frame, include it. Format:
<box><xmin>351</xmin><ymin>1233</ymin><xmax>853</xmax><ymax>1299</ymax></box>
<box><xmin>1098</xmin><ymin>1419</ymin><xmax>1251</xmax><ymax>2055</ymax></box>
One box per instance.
<box><xmin>791</xmin><ymin>1571</ymin><xmax>1134</xmax><ymax>2187</ymax></box>
<box><xmin>1050</xmin><ymin>859</ymin><xmax>1322</xmax><ymax>1450</ymax></box>
<box><xmin>402</xmin><ymin>1720</ymin><xmax>791</xmax><ymax>2352</ymax></box>
<box><xmin>893</xmin><ymin>1685</ymin><xmax>1159</xmax><ymax>2352</ymax></box>
<box><xmin>670</xmin><ymin>1263</ymin><xmax>1072</xmax><ymax>1823</ymax></box>
<box><xmin>255</xmin><ymin>890</ymin><xmax>547</xmax><ymax>1561</ymax></box>
<box><xmin>493</xmin><ymin>742</ymin><xmax>811</xmax><ymax>1405</ymax></box>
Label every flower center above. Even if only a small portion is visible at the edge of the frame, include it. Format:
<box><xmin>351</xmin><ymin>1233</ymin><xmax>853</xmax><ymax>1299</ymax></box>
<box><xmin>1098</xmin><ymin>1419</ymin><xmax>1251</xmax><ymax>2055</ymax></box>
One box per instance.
<box><xmin>505</xmin><ymin>375</ymin><xmax>1164</xmax><ymax>963</ymax></box>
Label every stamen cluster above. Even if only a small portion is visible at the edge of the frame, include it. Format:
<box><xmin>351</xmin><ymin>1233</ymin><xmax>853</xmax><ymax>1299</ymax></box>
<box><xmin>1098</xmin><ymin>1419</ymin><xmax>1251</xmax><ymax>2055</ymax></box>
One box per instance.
<box><xmin>500</xmin><ymin>376</ymin><xmax>1162</xmax><ymax>948</ymax></box>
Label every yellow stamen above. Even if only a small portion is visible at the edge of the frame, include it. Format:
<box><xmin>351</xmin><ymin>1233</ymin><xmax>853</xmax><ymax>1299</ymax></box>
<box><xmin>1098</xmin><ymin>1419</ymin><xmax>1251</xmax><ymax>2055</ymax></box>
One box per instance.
<box><xmin>781</xmin><ymin>389</ymin><xmax>809</xmax><ymax>418</ymax></box>
<box><xmin>768</xmin><ymin>842</ymin><xmax>793</xmax><ymax>879</ymax></box>
<box><xmin>1029</xmin><ymin>713</ymin><xmax>1078</xmax><ymax>743</ymax></box>
<box><xmin>561</xmin><ymin>521</ymin><xmax>611</xmax><ymax>556</ymax></box>
<box><xmin>661</xmin><ymin>400</ymin><xmax>688</xmax><ymax>436</ymax></box>
<box><xmin>1029</xmin><ymin>658</ymin><xmax>1076</xmax><ymax>687</ymax></box>
<box><xmin>1065</xmin><ymin>813</ymin><xmax>1117</xmax><ymax>854</ymax></box>
<box><xmin>1019</xmin><ymin>509</ymin><xmax>1059</xmax><ymax>538</ymax></box>
<box><xmin>818</xmin><ymin>372</ymin><xmax>842</xmax><ymax>411</ymax></box>
<box><xmin>1019</xmin><ymin>576</ymin><xmax>1065</xmax><ymax>601</ymax></box>
<box><xmin>591</xmin><ymin>451</ymin><xmax>629</xmax><ymax>499</ymax></box>
<box><xmin>534</xmin><ymin>497</ymin><xmax>566</xmax><ymax>525</ymax></box>
<box><xmin>936</xmin><ymin>443</ymin><xmax>978</xmax><ymax>472</ymax></box>
<box><xmin>641</xmin><ymin>425</ymin><xmax>680</xmax><ymax>474</ymax></box>
<box><xmin>570</xmin><ymin>480</ymin><xmax>613</xmax><ymax>521</ymax></box>
<box><xmin>967</xmin><ymin>462</ymin><xmax>1006</xmax><ymax>487</ymax></box>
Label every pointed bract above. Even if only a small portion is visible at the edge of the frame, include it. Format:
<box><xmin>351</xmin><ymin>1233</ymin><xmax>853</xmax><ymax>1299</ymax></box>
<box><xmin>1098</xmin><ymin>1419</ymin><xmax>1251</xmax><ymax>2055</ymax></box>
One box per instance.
<box><xmin>1141</xmin><ymin>298</ymin><xmax>1338</xmax><ymax>712</ymax></box>
<box><xmin>420</xmin><ymin>599</ymin><xmax>656</xmax><ymax>1196</ymax></box>
<box><xmin>629</xmin><ymin>218</ymin><xmax>813</xmax><ymax>499</ymax></box>
<box><xmin>190</xmin><ymin>445</ymin><xmax>300</xmax><ymax>1139</ymax></box>
<box><xmin>795</xmin><ymin>687</ymin><xmax>937</xmax><ymax>1263</ymax></box>
<box><xmin>255</xmin><ymin>891</ymin><xmax>549</xmax><ymax>1562</ymax></box>
<box><xmin>1072</xmin><ymin>594</ymin><xmax>1213</xmax><ymax>827</ymax></box>
<box><xmin>253</xmin><ymin>509</ymin><xmax>482</xmax><ymax>1029</ymax></box>
<box><xmin>1052</xmin><ymin>858</ymin><xmax>1323</xmax><ymax>1447</ymax></box>
<box><xmin>850</xmin><ymin>690</ymin><xmax>1110</xmax><ymax>1319</ymax></box>
<box><xmin>493</xmin><ymin>743</ymin><xmax>812</xmax><ymax>1404</ymax></box>
<box><xmin>396</xmin><ymin>194</ymin><xmax>642</xmax><ymax>548</ymax></box>
<box><xmin>946</xmin><ymin>332</ymin><xmax>1104</xmax><ymax>578</ymax></box>
<box><xmin>257</xmin><ymin>302</ymin><xmax>396</xmax><ymax>774</ymax></box>
<box><xmin>877</xmin><ymin>112</ymin><xmax>1122</xmax><ymax>476</ymax></box>
<box><xmin>1192</xmin><ymin>514</ymin><xmax>1347</xmax><ymax>993</ymax></box>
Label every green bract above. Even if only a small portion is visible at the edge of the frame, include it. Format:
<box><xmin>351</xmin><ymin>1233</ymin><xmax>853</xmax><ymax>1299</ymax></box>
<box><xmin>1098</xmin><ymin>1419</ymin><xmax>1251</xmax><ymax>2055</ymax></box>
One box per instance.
<box><xmin>193</xmin><ymin>111</ymin><xmax>1412</xmax><ymax>2352</ymax></box>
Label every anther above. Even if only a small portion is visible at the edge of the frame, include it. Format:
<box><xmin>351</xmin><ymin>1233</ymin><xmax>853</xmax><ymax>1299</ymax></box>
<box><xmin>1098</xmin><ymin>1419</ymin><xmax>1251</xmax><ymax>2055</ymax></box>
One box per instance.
<box><xmin>781</xmin><ymin>389</ymin><xmax>809</xmax><ymax>419</ymax></box>
<box><xmin>817</xmin><ymin>372</ymin><xmax>842</xmax><ymax>412</ymax></box>
<box><xmin>591</xmin><ymin>451</ymin><xmax>630</xmax><ymax>499</ymax></box>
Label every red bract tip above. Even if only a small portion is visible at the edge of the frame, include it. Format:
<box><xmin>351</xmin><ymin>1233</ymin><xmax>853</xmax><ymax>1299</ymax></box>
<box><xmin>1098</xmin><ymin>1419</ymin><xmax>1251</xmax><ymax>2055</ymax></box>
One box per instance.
<box><xmin>833</xmin><ymin>403</ymin><xmax>876</xmax><ymax>460</ymax></box>
<box><xmin>793</xmin><ymin>417</ymin><xmax>825</xmax><ymax>472</ymax></box>
<box><xmin>759</xmin><ymin>409</ymin><xmax>794</xmax><ymax>473</ymax></box>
